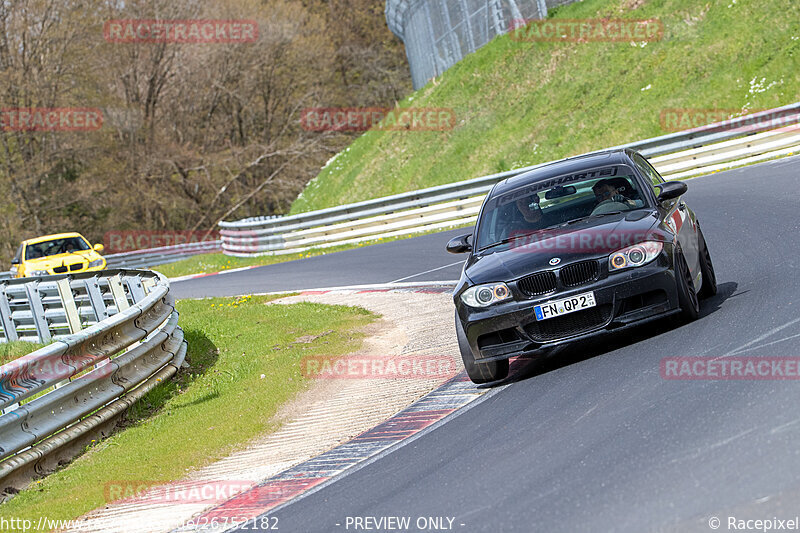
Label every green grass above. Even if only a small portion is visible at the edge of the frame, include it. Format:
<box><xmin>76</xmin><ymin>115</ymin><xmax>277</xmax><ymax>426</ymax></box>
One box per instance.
<box><xmin>0</xmin><ymin>342</ymin><xmax>42</xmax><ymax>365</ymax></box>
<box><xmin>0</xmin><ymin>294</ymin><xmax>375</xmax><ymax>527</ymax></box>
<box><xmin>153</xmin><ymin>222</ymin><xmax>473</xmax><ymax>278</ymax></box>
<box><xmin>290</xmin><ymin>0</ymin><xmax>799</xmax><ymax>214</ymax></box>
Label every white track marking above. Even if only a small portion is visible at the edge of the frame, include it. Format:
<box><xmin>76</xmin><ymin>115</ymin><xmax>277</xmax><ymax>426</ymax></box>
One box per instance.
<box><xmin>724</xmin><ymin>317</ymin><xmax>800</xmax><ymax>356</ymax></box>
<box><xmin>727</xmin><ymin>331</ymin><xmax>800</xmax><ymax>356</ymax></box>
<box><xmin>389</xmin><ymin>260</ymin><xmax>465</xmax><ymax>283</ymax></box>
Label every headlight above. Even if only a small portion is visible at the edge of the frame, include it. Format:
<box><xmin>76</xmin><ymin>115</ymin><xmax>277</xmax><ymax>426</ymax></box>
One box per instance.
<box><xmin>88</xmin><ymin>259</ymin><xmax>104</xmax><ymax>268</ymax></box>
<box><xmin>29</xmin><ymin>269</ymin><xmax>49</xmax><ymax>276</ymax></box>
<box><xmin>609</xmin><ymin>241</ymin><xmax>663</xmax><ymax>271</ymax></box>
<box><xmin>460</xmin><ymin>282</ymin><xmax>512</xmax><ymax>308</ymax></box>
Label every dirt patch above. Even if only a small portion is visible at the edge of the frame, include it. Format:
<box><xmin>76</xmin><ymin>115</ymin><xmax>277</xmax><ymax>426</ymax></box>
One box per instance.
<box><xmin>619</xmin><ymin>0</ymin><xmax>647</xmax><ymax>11</ymax></box>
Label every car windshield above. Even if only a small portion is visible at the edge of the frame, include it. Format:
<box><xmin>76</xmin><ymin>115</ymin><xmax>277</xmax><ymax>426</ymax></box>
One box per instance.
<box><xmin>25</xmin><ymin>237</ymin><xmax>90</xmax><ymax>260</ymax></box>
<box><xmin>476</xmin><ymin>165</ymin><xmax>647</xmax><ymax>251</ymax></box>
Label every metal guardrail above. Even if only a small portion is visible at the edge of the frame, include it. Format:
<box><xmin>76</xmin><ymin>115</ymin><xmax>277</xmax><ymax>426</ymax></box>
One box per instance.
<box><xmin>104</xmin><ymin>240</ymin><xmax>222</xmax><ymax>270</ymax></box>
<box><xmin>220</xmin><ymin>102</ymin><xmax>800</xmax><ymax>257</ymax></box>
<box><xmin>0</xmin><ymin>269</ymin><xmax>185</xmax><ymax>484</ymax></box>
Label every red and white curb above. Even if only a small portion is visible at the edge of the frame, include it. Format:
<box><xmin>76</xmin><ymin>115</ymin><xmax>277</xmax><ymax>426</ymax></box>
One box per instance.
<box><xmin>292</xmin><ymin>282</ymin><xmax>457</xmax><ymax>297</ymax></box>
<box><xmin>174</xmin><ymin>355</ymin><xmax>529</xmax><ymax>533</ymax></box>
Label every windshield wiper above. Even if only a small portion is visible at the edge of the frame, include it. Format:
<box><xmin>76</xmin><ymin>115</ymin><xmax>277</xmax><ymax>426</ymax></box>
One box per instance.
<box><xmin>558</xmin><ymin>211</ymin><xmax>623</xmax><ymax>227</ymax></box>
<box><xmin>479</xmin><ymin>211</ymin><xmax>625</xmax><ymax>250</ymax></box>
<box><xmin>478</xmin><ymin>236</ymin><xmax>518</xmax><ymax>252</ymax></box>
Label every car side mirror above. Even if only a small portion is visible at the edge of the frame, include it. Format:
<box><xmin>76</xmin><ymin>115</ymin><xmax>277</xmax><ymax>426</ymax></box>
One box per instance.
<box><xmin>656</xmin><ymin>181</ymin><xmax>688</xmax><ymax>203</ymax></box>
<box><xmin>10</xmin><ymin>258</ymin><xmax>19</xmax><ymax>265</ymax></box>
<box><xmin>93</xmin><ymin>243</ymin><xmax>105</xmax><ymax>253</ymax></box>
<box><xmin>446</xmin><ymin>234</ymin><xmax>472</xmax><ymax>254</ymax></box>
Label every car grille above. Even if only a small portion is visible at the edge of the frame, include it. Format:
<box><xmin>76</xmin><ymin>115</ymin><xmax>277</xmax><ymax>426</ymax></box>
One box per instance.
<box><xmin>560</xmin><ymin>260</ymin><xmax>599</xmax><ymax>287</ymax></box>
<box><xmin>524</xmin><ymin>304</ymin><xmax>613</xmax><ymax>342</ymax></box>
<box><xmin>52</xmin><ymin>263</ymin><xmax>84</xmax><ymax>274</ymax></box>
<box><xmin>518</xmin><ymin>271</ymin><xmax>557</xmax><ymax>296</ymax></box>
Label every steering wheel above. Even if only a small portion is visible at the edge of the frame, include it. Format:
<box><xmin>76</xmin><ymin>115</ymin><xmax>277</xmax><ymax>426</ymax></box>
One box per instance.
<box><xmin>591</xmin><ymin>201</ymin><xmax>630</xmax><ymax>216</ymax></box>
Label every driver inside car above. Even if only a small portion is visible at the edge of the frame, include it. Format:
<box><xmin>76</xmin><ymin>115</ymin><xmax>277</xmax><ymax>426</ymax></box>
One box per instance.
<box><xmin>592</xmin><ymin>179</ymin><xmax>637</xmax><ymax>214</ymax></box>
<box><xmin>515</xmin><ymin>193</ymin><xmax>543</xmax><ymax>225</ymax></box>
<box><xmin>494</xmin><ymin>193</ymin><xmax>544</xmax><ymax>243</ymax></box>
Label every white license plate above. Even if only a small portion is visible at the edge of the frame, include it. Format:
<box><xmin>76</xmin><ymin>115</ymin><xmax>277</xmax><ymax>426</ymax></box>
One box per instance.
<box><xmin>534</xmin><ymin>292</ymin><xmax>596</xmax><ymax>321</ymax></box>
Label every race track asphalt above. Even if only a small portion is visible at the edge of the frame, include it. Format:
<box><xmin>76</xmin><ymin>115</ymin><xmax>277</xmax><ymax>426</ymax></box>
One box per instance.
<box><xmin>170</xmin><ymin>228</ymin><xmax>468</xmax><ymax>299</ymax></box>
<box><xmin>186</xmin><ymin>155</ymin><xmax>800</xmax><ymax>533</ymax></box>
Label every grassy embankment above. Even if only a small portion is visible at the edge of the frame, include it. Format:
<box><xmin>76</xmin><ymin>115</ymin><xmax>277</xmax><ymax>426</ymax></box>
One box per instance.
<box><xmin>158</xmin><ymin>0</ymin><xmax>799</xmax><ymax>278</ymax></box>
<box><xmin>0</xmin><ymin>294</ymin><xmax>375</xmax><ymax>527</ymax></box>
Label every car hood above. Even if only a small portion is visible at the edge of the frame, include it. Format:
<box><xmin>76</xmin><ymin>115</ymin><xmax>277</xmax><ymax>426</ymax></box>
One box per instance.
<box><xmin>26</xmin><ymin>250</ymin><xmax>101</xmax><ymax>268</ymax></box>
<box><xmin>465</xmin><ymin>210</ymin><xmax>662</xmax><ymax>284</ymax></box>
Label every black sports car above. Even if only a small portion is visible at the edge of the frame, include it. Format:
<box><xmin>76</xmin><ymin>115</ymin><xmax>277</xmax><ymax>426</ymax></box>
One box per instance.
<box><xmin>446</xmin><ymin>149</ymin><xmax>716</xmax><ymax>384</ymax></box>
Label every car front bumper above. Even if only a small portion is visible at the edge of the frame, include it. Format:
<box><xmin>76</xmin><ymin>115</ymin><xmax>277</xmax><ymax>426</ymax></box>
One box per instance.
<box><xmin>456</xmin><ymin>258</ymin><xmax>680</xmax><ymax>362</ymax></box>
<box><xmin>17</xmin><ymin>261</ymin><xmax>106</xmax><ymax>278</ymax></box>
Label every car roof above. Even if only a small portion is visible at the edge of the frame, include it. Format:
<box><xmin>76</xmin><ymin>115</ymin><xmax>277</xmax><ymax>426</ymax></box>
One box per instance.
<box><xmin>490</xmin><ymin>149</ymin><xmax>635</xmax><ymax>197</ymax></box>
<box><xmin>23</xmin><ymin>232</ymin><xmax>87</xmax><ymax>245</ymax></box>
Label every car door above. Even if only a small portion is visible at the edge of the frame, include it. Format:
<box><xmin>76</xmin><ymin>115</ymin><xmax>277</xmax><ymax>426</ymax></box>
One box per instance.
<box><xmin>633</xmin><ymin>154</ymin><xmax>701</xmax><ymax>287</ymax></box>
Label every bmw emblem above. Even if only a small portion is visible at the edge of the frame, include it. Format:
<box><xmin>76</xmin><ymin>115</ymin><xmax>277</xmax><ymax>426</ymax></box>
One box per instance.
<box><xmin>549</xmin><ymin>257</ymin><xmax>561</xmax><ymax>266</ymax></box>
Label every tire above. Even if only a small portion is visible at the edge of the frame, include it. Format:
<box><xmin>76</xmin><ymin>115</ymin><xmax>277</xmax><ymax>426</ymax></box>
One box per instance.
<box><xmin>455</xmin><ymin>311</ymin><xmax>509</xmax><ymax>384</ymax></box>
<box><xmin>697</xmin><ymin>227</ymin><xmax>717</xmax><ymax>299</ymax></box>
<box><xmin>675</xmin><ymin>247</ymin><xmax>700</xmax><ymax>322</ymax></box>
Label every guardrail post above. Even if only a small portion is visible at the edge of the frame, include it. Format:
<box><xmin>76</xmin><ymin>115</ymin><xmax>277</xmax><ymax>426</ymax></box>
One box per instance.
<box><xmin>108</xmin><ymin>274</ymin><xmax>130</xmax><ymax>313</ymax></box>
<box><xmin>141</xmin><ymin>276</ymin><xmax>156</xmax><ymax>295</ymax></box>
<box><xmin>55</xmin><ymin>277</ymin><xmax>81</xmax><ymax>335</ymax></box>
<box><xmin>0</xmin><ymin>284</ymin><xmax>17</xmax><ymax>342</ymax></box>
<box><xmin>125</xmin><ymin>275</ymin><xmax>146</xmax><ymax>304</ymax></box>
<box><xmin>24</xmin><ymin>281</ymin><xmax>51</xmax><ymax>344</ymax></box>
<box><xmin>85</xmin><ymin>275</ymin><xmax>109</xmax><ymax>322</ymax></box>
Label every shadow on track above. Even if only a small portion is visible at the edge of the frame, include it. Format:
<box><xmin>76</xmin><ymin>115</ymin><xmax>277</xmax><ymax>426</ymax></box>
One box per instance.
<box><xmin>496</xmin><ymin>281</ymin><xmax>739</xmax><ymax>386</ymax></box>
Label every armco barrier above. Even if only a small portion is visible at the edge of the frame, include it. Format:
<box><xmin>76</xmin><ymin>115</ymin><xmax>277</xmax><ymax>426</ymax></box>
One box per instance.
<box><xmin>220</xmin><ymin>102</ymin><xmax>800</xmax><ymax>257</ymax></box>
<box><xmin>103</xmin><ymin>239</ymin><xmax>222</xmax><ymax>269</ymax></box>
<box><xmin>0</xmin><ymin>269</ymin><xmax>185</xmax><ymax>487</ymax></box>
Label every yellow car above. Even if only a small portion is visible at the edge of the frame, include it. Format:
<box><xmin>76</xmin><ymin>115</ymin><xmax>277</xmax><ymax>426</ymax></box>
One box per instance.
<box><xmin>10</xmin><ymin>232</ymin><xmax>106</xmax><ymax>278</ymax></box>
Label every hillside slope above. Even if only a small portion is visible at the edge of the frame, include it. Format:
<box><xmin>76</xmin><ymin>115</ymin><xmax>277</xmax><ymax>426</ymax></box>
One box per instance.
<box><xmin>291</xmin><ymin>0</ymin><xmax>799</xmax><ymax>214</ymax></box>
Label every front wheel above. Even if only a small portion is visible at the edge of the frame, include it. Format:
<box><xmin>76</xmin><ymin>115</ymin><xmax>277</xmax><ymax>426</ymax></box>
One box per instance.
<box><xmin>675</xmin><ymin>247</ymin><xmax>700</xmax><ymax>323</ymax></box>
<box><xmin>455</xmin><ymin>311</ymin><xmax>509</xmax><ymax>384</ymax></box>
